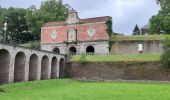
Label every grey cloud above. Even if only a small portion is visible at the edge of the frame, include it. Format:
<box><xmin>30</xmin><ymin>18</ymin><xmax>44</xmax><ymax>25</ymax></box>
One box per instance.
<box><xmin>0</xmin><ymin>0</ymin><xmax>160</xmax><ymax>35</ymax></box>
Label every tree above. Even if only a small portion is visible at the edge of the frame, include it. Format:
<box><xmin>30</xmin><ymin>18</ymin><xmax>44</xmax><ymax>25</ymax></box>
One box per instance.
<box><xmin>161</xmin><ymin>36</ymin><xmax>170</xmax><ymax>68</ymax></box>
<box><xmin>133</xmin><ymin>24</ymin><xmax>140</xmax><ymax>35</ymax></box>
<box><xmin>149</xmin><ymin>0</ymin><xmax>170</xmax><ymax>34</ymax></box>
<box><xmin>149</xmin><ymin>14</ymin><xmax>164</xmax><ymax>34</ymax></box>
<box><xmin>26</xmin><ymin>0</ymin><xmax>68</xmax><ymax>39</ymax></box>
<box><xmin>0</xmin><ymin>7</ymin><xmax>33</xmax><ymax>43</ymax></box>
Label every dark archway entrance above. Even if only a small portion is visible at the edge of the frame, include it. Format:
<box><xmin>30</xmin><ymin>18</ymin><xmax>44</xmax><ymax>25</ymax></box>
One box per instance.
<box><xmin>69</xmin><ymin>47</ymin><xmax>76</xmax><ymax>55</ymax></box>
<box><xmin>29</xmin><ymin>54</ymin><xmax>38</xmax><ymax>81</ymax></box>
<box><xmin>59</xmin><ymin>58</ymin><xmax>65</xmax><ymax>79</ymax></box>
<box><xmin>51</xmin><ymin>57</ymin><xmax>57</xmax><ymax>79</ymax></box>
<box><xmin>53</xmin><ymin>47</ymin><xmax>60</xmax><ymax>54</ymax></box>
<box><xmin>0</xmin><ymin>49</ymin><xmax>10</xmax><ymax>84</ymax></box>
<box><xmin>14</xmin><ymin>52</ymin><xmax>26</xmax><ymax>82</ymax></box>
<box><xmin>86</xmin><ymin>46</ymin><xmax>95</xmax><ymax>54</ymax></box>
<box><xmin>41</xmin><ymin>55</ymin><xmax>49</xmax><ymax>80</ymax></box>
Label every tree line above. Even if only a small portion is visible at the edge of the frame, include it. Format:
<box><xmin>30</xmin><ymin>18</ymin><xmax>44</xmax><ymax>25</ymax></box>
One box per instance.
<box><xmin>0</xmin><ymin>0</ymin><xmax>68</xmax><ymax>43</ymax></box>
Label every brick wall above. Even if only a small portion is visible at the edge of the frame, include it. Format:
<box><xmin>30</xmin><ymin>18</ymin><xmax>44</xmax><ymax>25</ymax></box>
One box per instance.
<box><xmin>41</xmin><ymin>22</ymin><xmax>109</xmax><ymax>44</ymax></box>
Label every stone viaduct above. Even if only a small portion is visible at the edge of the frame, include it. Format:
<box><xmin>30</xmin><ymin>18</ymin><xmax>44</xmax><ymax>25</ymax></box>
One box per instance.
<box><xmin>0</xmin><ymin>43</ymin><xmax>66</xmax><ymax>84</ymax></box>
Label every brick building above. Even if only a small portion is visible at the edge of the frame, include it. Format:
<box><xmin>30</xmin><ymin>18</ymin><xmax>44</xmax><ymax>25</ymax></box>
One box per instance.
<box><xmin>41</xmin><ymin>9</ymin><xmax>112</xmax><ymax>54</ymax></box>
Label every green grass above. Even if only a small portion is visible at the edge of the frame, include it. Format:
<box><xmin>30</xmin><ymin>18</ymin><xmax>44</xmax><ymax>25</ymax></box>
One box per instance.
<box><xmin>71</xmin><ymin>54</ymin><xmax>160</xmax><ymax>61</ymax></box>
<box><xmin>0</xmin><ymin>79</ymin><xmax>170</xmax><ymax>100</ymax></box>
<box><xmin>112</xmin><ymin>35</ymin><xmax>169</xmax><ymax>41</ymax></box>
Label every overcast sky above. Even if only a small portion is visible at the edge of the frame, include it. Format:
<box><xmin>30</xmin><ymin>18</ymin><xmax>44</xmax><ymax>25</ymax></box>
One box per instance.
<box><xmin>0</xmin><ymin>0</ymin><xmax>160</xmax><ymax>35</ymax></box>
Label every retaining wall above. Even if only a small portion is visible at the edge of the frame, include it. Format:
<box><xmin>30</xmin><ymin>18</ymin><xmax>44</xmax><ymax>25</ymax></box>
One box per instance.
<box><xmin>111</xmin><ymin>40</ymin><xmax>163</xmax><ymax>54</ymax></box>
<box><xmin>66</xmin><ymin>61</ymin><xmax>170</xmax><ymax>81</ymax></box>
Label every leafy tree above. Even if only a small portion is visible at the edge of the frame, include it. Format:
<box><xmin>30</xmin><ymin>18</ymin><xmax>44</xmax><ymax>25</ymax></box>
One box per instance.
<box><xmin>26</xmin><ymin>0</ymin><xmax>68</xmax><ymax>39</ymax></box>
<box><xmin>0</xmin><ymin>7</ymin><xmax>33</xmax><ymax>43</ymax></box>
<box><xmin>149</xmin><ymin>0</ymin><xmax>170</xmax><ymax>34</ymax></box>
<box><xmin>133</xmin><ymin>24</ymin><xmax>140</xmax><ymax>35</ymax></box>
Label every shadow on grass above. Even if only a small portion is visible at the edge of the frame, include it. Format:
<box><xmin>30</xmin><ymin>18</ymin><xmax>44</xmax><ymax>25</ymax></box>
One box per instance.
<box><xmin>0</xmin><ymin>88</ymin><xmax>5</xmax><ymax>93</ymax></box>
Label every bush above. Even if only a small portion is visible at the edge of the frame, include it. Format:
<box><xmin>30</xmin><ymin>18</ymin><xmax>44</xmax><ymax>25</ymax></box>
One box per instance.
<box><xmin>79</xmin><ymin>54</ymin><xmax>87</xmax><ymax>63</ymax></box>
<box><xmin>20</xmin><ymin>41</ymin><xmax>40</xmax><ymax>49</ymax></box>
<box><xmin>161</xmin><ymin>36</ymin><xmax>170</xmax><ymax>68</ymax></box>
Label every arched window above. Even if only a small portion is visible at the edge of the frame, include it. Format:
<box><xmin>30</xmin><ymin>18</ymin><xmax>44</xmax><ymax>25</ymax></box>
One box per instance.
<box><xmin>53</xmin><ymin>47</ymin><xmax>60</xmax><ymax>54</ymax></box>
<box><xmin>69</xmin><ymin>47</ymin><xmax>77</xmax><ymax>55</ymax></box>
<box><xmin>86</xmin><ymin>46</ymin><xmax>95</xmax><ymax>54</ymax></box>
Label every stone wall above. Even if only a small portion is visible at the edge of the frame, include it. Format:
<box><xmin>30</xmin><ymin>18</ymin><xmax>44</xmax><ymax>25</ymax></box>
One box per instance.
<box><xmin>66</xmin><ymin>61</ymin><xmax>170</xmax><ymax>81</ymax></box>
<box><xmin>0</xmin><ymin>43</ymin><xmax>65</xmax><ymax>84</ymax></box>
<box><xmin>111</xmin><ymin>40</ymin><xmax>163</xmax><ymax>54</ymax></box>
<box><xmin>41</xmin><ymin>41</ymin><xmax>109</xmax><ymax>54</ymax></box>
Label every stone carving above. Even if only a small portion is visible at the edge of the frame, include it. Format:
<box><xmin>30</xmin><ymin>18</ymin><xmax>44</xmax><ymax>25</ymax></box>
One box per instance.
<box><xmin>87</xmin><ymin>27</ymin><xmax>96</xmax><ymax>37</ymax></box>
<box><xmin>51</xmin><ymin>32</ymin><xmax>57</xmax><ymax>40</ymax></box>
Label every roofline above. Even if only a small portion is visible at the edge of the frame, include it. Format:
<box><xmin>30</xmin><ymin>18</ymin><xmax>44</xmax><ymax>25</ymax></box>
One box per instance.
<box><xmin>80</xmin><ymin>16</ymin><xmax>112</xmax><ymax>21</ymax></box>
<box><xmin>42</xmin><ymin>16</ymin><xmax>112</xmax><ymax>27</ymax></box>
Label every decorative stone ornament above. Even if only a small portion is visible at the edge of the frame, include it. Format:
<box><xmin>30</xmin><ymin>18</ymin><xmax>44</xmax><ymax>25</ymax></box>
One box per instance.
<box><xmin>51</xmin><ymin>32</ymin><xmax>57</xmax><ymax>40</ymax></box>
<box><xmin>87</xmin><ymin>27</ymin><xmax>96</xmax><ymax>37</ymax></box>
<box><xmin>68</xmin><ymin>29</ymin><xmax>77</xmax><ymax>42</ymax></box>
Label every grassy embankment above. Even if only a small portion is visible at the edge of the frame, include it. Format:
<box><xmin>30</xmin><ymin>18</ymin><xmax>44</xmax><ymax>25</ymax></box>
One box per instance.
<box><xmin>72</xmin><ymin>35</ymin><xmax>168</xmax><ymax>62</ymax></box>
<box><xmin>0</xmin><ymin>79</ymin><xmax>170</xmax><ymax>100</ymax></box>
<box><xmin>71</xmin><ymin>54</ymin><xmax>160</xmax><ymax>61</ymax></box>
<box><xmin>112</xmin><ymin>35</ymin><xmax>167</xmax><ymax>41</ymax></box>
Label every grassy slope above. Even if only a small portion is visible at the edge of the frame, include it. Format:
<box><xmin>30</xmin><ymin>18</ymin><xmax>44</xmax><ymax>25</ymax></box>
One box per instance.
<box><xmin>112</xmin><ymin>35</ymin><xmax>169</xmax><ymax>41</ymax></box>
<box><xmin>71</xmin><ymin>54</ymin><xmax>160</xmax><ymax>61</ymax></box>
<box><xmin>0</xmin><ymin>79</ymin><xmax>170</xmax><ymax>100</ymax></box>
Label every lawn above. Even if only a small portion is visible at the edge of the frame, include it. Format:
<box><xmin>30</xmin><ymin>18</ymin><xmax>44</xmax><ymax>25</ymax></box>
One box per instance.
<box><xmin>0</xmin><ymin>79</ymin><xmax>170</xmax><ymax>100</ymax></box>
<box><xmin>71</xmin><ymin>54</ymin><xmax>160</xmax><ymax>61</ymax></box>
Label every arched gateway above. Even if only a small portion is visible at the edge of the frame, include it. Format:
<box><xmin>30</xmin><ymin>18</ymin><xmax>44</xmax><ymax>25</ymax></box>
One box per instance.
<box><xmin>69</xmin><ymin>47</ymin><xmax>77</xmax><ymax>55</ymax></box>
<box><xmin>86</xmin><ymin>46</ymin><xmax>95</xmax><ymax>54</ymax></box>
<box><xmin>14</xmin><ymin>52</ymin><xmax>26</xmax><ymax>82</ymax></box>
<box><xmin>29</xmin><ymin>54</ymin><xmax>38</xmax><ymax>81</ymax></box>
<box><xmin>51</xmin><ymin>57</ymin><xmax>57</xmax><ymax>79</ymax></box>
<box><xmin>41</xmin><ymin>55</ymin><xmax>49</xmax><ymax>80</ymax></box>
<box><xmin>0</xmin><ymin>49</ymin><xmax>10</xmax><ymax>84</ymax></box>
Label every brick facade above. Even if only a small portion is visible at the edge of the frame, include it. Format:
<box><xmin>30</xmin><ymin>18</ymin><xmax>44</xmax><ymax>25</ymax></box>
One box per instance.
<box><xmin>41</xmin><ymin>9</ymin><xmax>111</xmax><ymax>54</ymax></box>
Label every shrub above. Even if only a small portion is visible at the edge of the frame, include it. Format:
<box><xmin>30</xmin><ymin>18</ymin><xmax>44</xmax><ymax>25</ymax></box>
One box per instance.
<box><xmin>161</xmin><ymin>36</ymin><xmax>170</xmax><ymax>68</ymax></box>
<box><xmin>79</xmin><ymin>54</ymin><xmax>87</xmax><ymax>63</ymax></box>
<box><xmin>20</xmin><ymin>41</ymin><xmax>40</xmax><ymax>49</ymax></box>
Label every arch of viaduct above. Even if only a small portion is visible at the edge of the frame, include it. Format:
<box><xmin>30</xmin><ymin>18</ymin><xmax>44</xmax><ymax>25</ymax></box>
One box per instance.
<box><xmin>0</xmin><ymin>44</ymin><xmax>66</xmax><ymax>84</ymax></box>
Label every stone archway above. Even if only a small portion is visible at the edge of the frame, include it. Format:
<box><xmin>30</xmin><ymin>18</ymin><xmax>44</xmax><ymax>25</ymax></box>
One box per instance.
<box><xmin>53</xmin><ymin>47</ymin><xmax>60</xmax><ymax>54</ymax></box>
<box><xmin>69</xmin><ymin>47</ymin><xmax>77</xmax><ymax>55</ymax></box>
<box><xmin>29</xmin><ymin>54</ymin><xmax>38</xmax><ymax>81</ymax></box>
<box><xmin>51</xmin><ymin>57</ymin><xmax>57</xmax><ymax>79</ymax></box>
<box><xmin>59</xmin><ymin>58</ymin><xmax>65</xmax><ymax>79</ymax></box>
<box><xmin>86</xmin><ymin>46</ymin><xmax>95</xmax><ymax>54</ymax></box>
<box><xmin>14</xmin><ymin>52</ymin><xmax>26</xmax><ymax>82</ymax></box>
<box><xmin>41</xmin><ymin>55</ymin><xmax>49</xmax><ymax>80</ymax></box>
<box><xmin>0</xmin><ymin>49</ymin><xmax>10</xmax><ymax>84</ymax></box>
